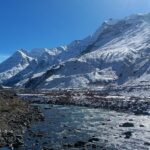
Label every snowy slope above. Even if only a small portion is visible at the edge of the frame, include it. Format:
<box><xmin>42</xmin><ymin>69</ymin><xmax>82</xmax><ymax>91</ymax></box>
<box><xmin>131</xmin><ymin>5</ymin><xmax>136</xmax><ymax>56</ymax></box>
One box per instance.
<box><xmin>2</xmin><ymin>38</ymin><xmax>94</xmax><ymax>86</ymax></box>
<box><xmin>0</xmin><ymin>50</ymin><xmax>34</xmax><ymax>83</ymax></box>
<box><xmin>1</xmin><ymin>13</ymin><xmax>150</xmax><ymax>95</ymax></box>
<box><xmin>24</xmin><ymin>13</ymin><xmax>150</xmax><ymax>90</ymax></box>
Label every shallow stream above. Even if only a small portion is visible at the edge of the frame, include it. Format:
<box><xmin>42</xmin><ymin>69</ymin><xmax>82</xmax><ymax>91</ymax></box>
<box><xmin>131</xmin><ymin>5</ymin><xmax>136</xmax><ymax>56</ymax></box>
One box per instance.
<box><xmin>1</xmin><ymin>104</ymin><xmax>150</xmax><ymax>150</ymax></box>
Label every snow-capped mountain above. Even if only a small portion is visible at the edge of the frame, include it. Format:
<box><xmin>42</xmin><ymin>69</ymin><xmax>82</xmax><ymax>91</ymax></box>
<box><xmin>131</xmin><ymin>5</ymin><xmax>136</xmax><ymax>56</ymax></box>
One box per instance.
<box><xmin>1</xmin><ymin>13</ymin><xmax>150</xmax><ymax>95</ymax></box>
<box><xmin>2</xmin><ymin>39</ymin><xmax>92</xmax><ymax>86</ymax></box>
<box><xmin>0</xmin><ymin>50</ymin><xmax>33</xmax><ymax>83</ymax></box>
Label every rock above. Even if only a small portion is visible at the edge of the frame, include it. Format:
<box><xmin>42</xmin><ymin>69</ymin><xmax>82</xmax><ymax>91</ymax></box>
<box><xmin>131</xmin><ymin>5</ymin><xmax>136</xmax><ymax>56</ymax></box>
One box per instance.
<box><xmin>123</xmin><ymin>131</ymin><xmax>132</xmax><ymax>139</ymax></box>
<box><xmin>129</xmin><ymin>119</ymin><xmax>133</xmax><ymax>121</ymax></box>
<box><xmin>63</xmin><ymin>143</ymin><xmax>73</xmax><ymax>148</ymax></box>
<box><xmin>92</xmin><ymin>143</ymin><xmax>97</xmax><ymax>148</ymax></box>
<box><xmin>134</xmin><ymin>110</ymin><xmax>149</xmax><ymax>115</ymax></box>
<box><xmin>6</xmin><ymin>131</ymin><xmax>14</xmax><ymax>137</ymax></box>
<box><xmin>13</xmin><ymin>137</ymin><xmax>24</xmax><ymax>148</ymax></box>
<box><xmin>140</xmin><ymin>124</ymin><xmax>144</xmax><ymax>127</ymax></box>
<box><xmin>74</xmin><ymin>141</ymin><xmax>87</xmax><ymax>147</ymax></box>
<box><xmin>88</xmin><ymin>137</ymin><xmax>99</xmax><ymax>142</ymax></box>
<box><xmin>144</xmin><ymin>142</ymin><xmax>150</xmax><ymax>146</ymax></box>
<box><xmin>42</xmin><ymin>146</ymin><xmax>54</xmax><ymax>150</ymax></box>
<box><xmin>120</xmin><ymin>122</ymin><xmax>134</xmax><ymax>127</ymax></box>
<box><xmin>101</xmin><ymin>123</ymin><xmax>106</xmax><ymax>125</ymax></box>
<box><xmin>36</xmin><ymin>113</ymin><xmax>45</xmax><ymax>121</ymax></box>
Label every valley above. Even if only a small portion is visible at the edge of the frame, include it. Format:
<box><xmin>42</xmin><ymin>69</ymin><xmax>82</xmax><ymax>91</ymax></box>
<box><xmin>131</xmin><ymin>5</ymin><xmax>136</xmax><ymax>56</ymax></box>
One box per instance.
<box><xmin>0</xmin><ymin>13</ymin><xmax>150</xmax><ymax>150</ymax></box>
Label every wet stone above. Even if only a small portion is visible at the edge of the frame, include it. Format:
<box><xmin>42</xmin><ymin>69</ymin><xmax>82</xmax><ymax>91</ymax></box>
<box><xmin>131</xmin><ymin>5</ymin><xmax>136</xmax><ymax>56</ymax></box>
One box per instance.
<box><xmin>139</xmin><ymin>124</ymin><xmax>144</xmax><ymax>127</ymax></box>
<box><xmin>63</xmin><ymin>143</ymin><xmax>73</xmax><ymax>148</ymax></box>
<box><xmin>123</xmin><ymin>131</ymin><xmax>132</xmax><ymax>139</ymax></box>
<box><xmin>120</xmin><ymin>122</ymin><xmax>134</xmax><ymax>127</ymax></box>
<box><xmin>42</xmin><ymin>146</ymin><xmax>54</xmax><ymax>150</ymax></box>
<box><xmin>144</xmin><ymin>142</ymin><xmax>150</xmax><ymax>146</ymax></box>
<box><xmin>74</xmin><ymin>141</ymin><xmax>87</xmax><ymax>147</ymax></box>
<box><xmin>88</xmin><ymin>137</ymin><xmax>99</xmax><ymax>142</ymax></box>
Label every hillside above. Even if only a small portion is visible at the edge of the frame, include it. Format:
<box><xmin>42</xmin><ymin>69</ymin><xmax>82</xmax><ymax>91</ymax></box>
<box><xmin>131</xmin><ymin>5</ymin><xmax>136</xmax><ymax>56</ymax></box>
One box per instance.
<box><xmin>1</xmin><ymin>13</ymin><xmax>150</xmax><ymax>96</ymax></box>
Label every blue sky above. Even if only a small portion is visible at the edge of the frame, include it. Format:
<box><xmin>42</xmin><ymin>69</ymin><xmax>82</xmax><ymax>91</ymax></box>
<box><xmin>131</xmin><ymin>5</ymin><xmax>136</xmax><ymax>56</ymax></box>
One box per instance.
<box><xmin>0</xmin><ymin>0</ymin><xmax>150</xmax><ymax>62</ymax></box>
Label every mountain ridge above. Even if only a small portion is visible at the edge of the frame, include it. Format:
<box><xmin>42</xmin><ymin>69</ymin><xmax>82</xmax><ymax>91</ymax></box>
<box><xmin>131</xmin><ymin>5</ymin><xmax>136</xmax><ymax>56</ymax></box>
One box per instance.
<box><xmin>1</xmin><ymin>13</ymin><xmax>150</xmax><ymax>96</ymax></box>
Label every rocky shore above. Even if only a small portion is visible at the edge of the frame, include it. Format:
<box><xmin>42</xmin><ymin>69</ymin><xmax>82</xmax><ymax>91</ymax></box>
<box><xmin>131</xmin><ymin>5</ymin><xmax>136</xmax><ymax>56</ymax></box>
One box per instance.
<box><xmin>0</xmin><ymin>89</ymin><xmax>44</xmax><ymax>149</ymax></box>
<box><xmin>3</xmin><ymin>89</ymin><xmax>149</xmax><ymax>150</ymax></box>
<box><xmin>20</xmin><ymin>89</ymin><xmax>150</xmax><ymax>115</ymax></box>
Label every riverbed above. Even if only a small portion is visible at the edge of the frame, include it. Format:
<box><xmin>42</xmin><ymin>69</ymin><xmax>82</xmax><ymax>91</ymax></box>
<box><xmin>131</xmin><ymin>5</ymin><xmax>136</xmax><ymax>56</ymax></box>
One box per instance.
<box><xmin>1</xmin><ymin>104</ymin><xmax>148</xmax><ymax>150</ymax></box>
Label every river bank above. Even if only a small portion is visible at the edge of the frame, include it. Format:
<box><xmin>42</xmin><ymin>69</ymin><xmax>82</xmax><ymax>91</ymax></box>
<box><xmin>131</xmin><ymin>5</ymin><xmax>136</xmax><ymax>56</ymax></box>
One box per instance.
<box><xmin>19</xmin><ymin>89</ymin><xmax>150</xmax><ymax>115</ymax></box>
<box><xmin>1</xmin><ymin>89</ymin><xmax>150</xmax><ymax>150</ymax></box>
<box><xmin>0</xmin><ymin>90</ymin><xmax>44</xmax><ymax>149</ymax></box>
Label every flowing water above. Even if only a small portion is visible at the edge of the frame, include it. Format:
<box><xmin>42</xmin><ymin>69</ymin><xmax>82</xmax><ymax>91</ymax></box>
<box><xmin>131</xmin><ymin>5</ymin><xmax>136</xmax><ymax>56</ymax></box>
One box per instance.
<box><xmin>1</xmin><ymin>104</ymin><xmax>150</xmax><ymax>150</ymax></box>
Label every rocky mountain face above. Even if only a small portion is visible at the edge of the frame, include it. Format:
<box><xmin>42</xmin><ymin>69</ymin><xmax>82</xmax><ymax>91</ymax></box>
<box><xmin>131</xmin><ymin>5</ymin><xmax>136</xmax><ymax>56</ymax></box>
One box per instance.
<box><xmin>1</xmin><ymin>13</ymin><xmax>150</xmax><ymax>96</ymax></box>
<box><xmin>0</xmin><ymin>50</ymin><xmax>33</xmax><ymax>83</ymax></box>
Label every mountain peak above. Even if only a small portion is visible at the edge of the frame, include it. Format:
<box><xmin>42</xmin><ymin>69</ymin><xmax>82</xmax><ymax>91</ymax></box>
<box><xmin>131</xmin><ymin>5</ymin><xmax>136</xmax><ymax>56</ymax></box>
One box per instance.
<box><xmin>103</xmin><ymin>18</ymin><xmax>118</xmax><ymax>26</ymax></box>
<box><xmin>1</xmin><ymin>13</ymin><xmax>150</xmax><ymax>96</ymax></box>
<box><xmin>15</xmin><ymin>49</ymin><xmax>28</xmax><ymax>57</ymax></box>
<box><xmin>126</xmin><ymin>12</ymin><xmax>150</xmax><ymax>19</ymax></box>
<box><xmin>29</xmin><ymin>48</ymin><xmax>49</xmax><ymax>59</ymax></box>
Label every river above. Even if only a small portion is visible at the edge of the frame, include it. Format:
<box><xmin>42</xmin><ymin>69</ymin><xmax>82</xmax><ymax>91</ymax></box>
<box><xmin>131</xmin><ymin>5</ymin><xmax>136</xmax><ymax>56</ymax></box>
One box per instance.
<box><xmin>1</xmin><ymin>104</ymin><xmax>150</xmax><ymax>150</ymax></box>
